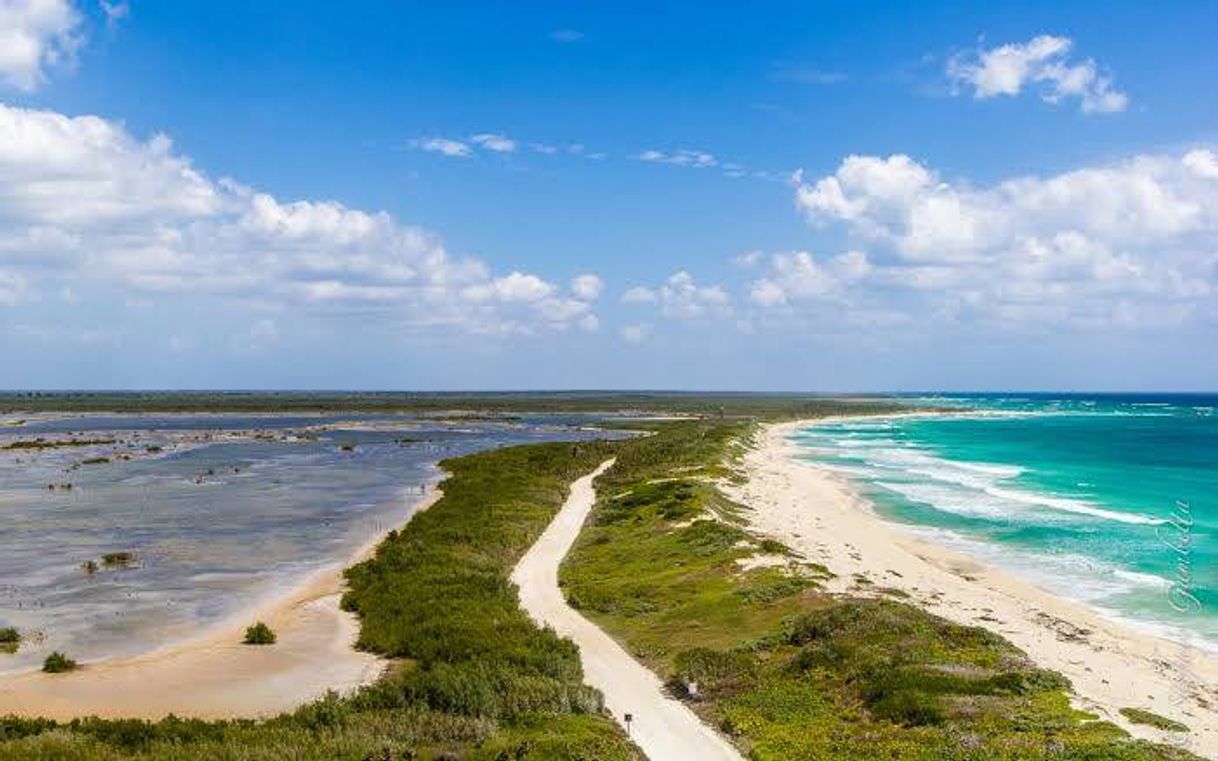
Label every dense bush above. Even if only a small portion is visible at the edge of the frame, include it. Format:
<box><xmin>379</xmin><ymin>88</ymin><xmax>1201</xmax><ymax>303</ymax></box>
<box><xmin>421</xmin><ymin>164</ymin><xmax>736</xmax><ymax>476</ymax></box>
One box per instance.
<box><xmin>242</xmin><ymin>622</ymin><xmax>276</xmax><ymax>645</ymax></box>
<box><xmin>42</xmin><ymin>652</ymin><xmax>78</xmax><ymax>673</ymax></box>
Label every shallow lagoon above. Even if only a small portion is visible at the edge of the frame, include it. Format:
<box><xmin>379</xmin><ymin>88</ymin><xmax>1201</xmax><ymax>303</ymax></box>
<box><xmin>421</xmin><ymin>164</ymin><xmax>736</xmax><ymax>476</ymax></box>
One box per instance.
<box><xmin>0</xmin><ymin>412</ymin><xmax>619</xmax><ymax>672</ymax></box>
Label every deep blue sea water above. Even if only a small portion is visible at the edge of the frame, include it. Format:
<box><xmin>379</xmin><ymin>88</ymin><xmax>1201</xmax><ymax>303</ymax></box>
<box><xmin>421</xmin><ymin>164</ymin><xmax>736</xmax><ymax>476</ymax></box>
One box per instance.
<box><xmin>792</xmin><ymin>394</ymin><xmax>1217</xmax><ymax>651</ymax></box>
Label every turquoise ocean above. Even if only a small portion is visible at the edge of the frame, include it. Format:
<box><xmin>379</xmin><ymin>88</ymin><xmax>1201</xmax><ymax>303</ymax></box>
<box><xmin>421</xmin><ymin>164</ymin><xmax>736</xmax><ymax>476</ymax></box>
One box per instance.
<box><xmin>791</xmin><ymin>393</ymin><xmax>1217</xmax><ymax>652</ymax></box>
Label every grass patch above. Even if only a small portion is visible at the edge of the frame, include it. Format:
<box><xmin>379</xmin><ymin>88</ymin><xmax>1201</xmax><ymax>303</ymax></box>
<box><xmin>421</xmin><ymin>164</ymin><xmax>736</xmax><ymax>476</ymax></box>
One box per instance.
<box><xmin>561</xmin><ymin>421</ymin><xmax>1199</xmax><ymax>760</ymax></box>
<box><xmin>242</xmin><ymin>622</ymin><xmax>276</xmax><ymax>645</ymax></box>
<box><xmin>1121</xmin><ymin>708</ymin><xmax>1190</xmax><ymax>733</ymax></box>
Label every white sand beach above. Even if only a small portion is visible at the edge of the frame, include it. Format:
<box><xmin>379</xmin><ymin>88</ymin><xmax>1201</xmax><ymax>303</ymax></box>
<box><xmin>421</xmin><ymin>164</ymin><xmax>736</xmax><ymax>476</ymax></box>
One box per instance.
<box><xmin>725</xmin><ymin>421</ymin><xmax>1218</xmax><ymax>758</ymax></box>
<box><xmin>0</xmin><ymin>483</ymin><xmax>442</xmax><ymax>721</ymax></box>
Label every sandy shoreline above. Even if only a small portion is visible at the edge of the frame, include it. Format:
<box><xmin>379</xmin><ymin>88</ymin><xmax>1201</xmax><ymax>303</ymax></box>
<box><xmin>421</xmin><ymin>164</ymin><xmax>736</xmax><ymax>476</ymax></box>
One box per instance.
<box><xmin>728</xmin><ymin>420</ymin><xmax>1218</xmax><ymax>758</ymax></box>
<box><xmin>0</xmin><ymin>480</ymin><xmax>443</xmax><ymax>721</ymax></box>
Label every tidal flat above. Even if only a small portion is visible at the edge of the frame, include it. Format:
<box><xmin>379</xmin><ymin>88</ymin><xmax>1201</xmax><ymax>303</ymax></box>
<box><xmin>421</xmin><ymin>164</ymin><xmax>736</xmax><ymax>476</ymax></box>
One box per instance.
<box><xmin>0</xmin><ymin>411</ymin><xmax>622</xmax><ymax>674</ymax></box>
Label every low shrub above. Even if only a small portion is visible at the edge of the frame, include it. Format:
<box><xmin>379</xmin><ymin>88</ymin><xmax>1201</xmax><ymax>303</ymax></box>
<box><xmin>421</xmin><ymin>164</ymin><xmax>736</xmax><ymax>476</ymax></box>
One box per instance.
<box><xmin>1120</xmin><ymin>707</ymin><xmax>1190</xmax><ymax>733</ymax></box>
<box><xmin>42</xmin><ymin>651</ymin><xmax>78</xmax><ymax>673</ymax></box>
<box><xmin>242</xmin><ymin>622</ymin><xmax>276</xmax><ymax>645</ymax></box>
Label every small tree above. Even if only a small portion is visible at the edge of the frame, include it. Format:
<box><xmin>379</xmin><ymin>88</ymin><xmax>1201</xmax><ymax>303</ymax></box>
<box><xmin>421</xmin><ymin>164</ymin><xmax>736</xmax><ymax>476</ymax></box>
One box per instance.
<box><xmin>0</xmin><ymin>627</ymin><xmax>19</xmax><ymax>644</ymax></box>
<box><xmin>43</xmin><ymin>651</ymin><xmax>78</xmax><ymax>673</ymax></box>
<box><xmin>243</xmin><ymin>621</ymin><xmax>277</xmax><ymax>645</ymax></box>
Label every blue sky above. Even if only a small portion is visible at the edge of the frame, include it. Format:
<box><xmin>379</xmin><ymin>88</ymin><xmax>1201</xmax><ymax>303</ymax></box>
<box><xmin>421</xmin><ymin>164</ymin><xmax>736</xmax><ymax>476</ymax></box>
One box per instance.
<box><xmin>1</xmin><ymin>1</ymin><xmax>1216</xmax><ymax>390</ymax></box>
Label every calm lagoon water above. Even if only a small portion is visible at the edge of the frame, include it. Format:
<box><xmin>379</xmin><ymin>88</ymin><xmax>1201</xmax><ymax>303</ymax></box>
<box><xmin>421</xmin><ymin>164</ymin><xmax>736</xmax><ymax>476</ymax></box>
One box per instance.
<box><xmin>0</xmin><ymin>413</ymin><xmax>620</xmax><ymax>673</ymax></box>
<box><xmin>792</xmin><ymin>393</ymin><xmax>1218</xmax><ymax>652</ymax></box>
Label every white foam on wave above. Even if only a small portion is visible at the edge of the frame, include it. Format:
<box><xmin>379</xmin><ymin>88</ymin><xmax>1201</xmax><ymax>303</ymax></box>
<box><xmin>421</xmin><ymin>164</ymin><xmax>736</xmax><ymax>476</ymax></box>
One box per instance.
<box><xmin>984</xmin><ymin>484</ymin><xmax>1164</xmax><ymax>525</ymax></box>
<box><xmin>875</xmin><ymin>480</ymin><xmax>1039</xmax><ymax>521</ymax></box>
<box><xmin>807</xmin><ymin>433</ymin><xmax>1165</xmax><ymax>526</ymax></box>
<box><xmin>902</xmin><ymin>524</ymin><xmax>1171</xmax><ymax>602</ymax></box>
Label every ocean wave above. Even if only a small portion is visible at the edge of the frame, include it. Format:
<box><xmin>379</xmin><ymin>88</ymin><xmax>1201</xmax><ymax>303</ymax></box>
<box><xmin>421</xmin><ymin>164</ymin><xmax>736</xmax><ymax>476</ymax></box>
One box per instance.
<box><xmin>814</xmin><ymin>438</ymin><xmax>1164</xmax><ymax>526</ymax></box>
<box><xmin>984</xmin><ymin>484</ymin><xmax>1164</xmax><ymax>526</ymax></box>
<box><xmin>875</xmin><ymin>480</ymin><xmax>1046</xmax><ymax>521</ymax></box>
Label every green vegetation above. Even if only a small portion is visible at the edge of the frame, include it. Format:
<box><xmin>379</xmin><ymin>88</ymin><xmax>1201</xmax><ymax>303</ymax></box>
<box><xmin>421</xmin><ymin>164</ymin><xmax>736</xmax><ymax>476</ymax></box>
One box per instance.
<box><xmin>0</xmin><ymin>390</ymin><xmax>909</xmax><ymax>420</ymax></box>
<box><xmin>5</xmin><ymin>409</ymin><xmax>1183</xmax><ymax>759</ymax></box>
<box><xmin>242</xmin><ymin>622</ymin><xmax>277</xmax><ymax>646</ymax></box>
<box><xmin>42</xmin><ymin>652</ymin><xmax>78</xmax><ymax>674</ymax></box>
<box><xmin>0</xmin><ymin>628</ymin><xmax>18</xmax><ymax>655</ymax></box>
<box><xmin>1</xmin><ymin>438</ymin><xmax>115</xmax><ymax>450</ymax></box>
<box><xmin>80</xmin><ymin>457</ymin><xmax>110</xmax><ymax>465</ymax></box>
<box><xmin>1121</xmin><ymin>708</ymin><xmax>1190</xmax><ymax>733</ymax></box>
<box><xmin>0</xmin><ymin>439</ymin><xmax>637</xmax><ymax>760</ymax></box>
<box><xmin>561</xmin><ymin>420</ymin><xmax>1198</xmax><ymax>760</ymax></box>
<box><xmin>100</xmin><ymin>552</ymin><xmax>138</xmax><ymax>569</ymax></box>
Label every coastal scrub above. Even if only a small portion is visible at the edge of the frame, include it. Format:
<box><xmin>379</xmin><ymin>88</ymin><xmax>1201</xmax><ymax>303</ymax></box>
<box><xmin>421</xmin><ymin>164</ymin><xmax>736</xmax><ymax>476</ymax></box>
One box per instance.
<box><xmin>42</xmin><ymin>652</ymin><xmax>78</xmax><ymax>674</ymax></box>
<box><xmin>561</xmin><ymin>420</ymin><xmax>1199</xmax><ymax>760</ymax></box>
<box><xmin>242</xmin><ymin>622</ymin><xmax>276</xmax><ymax>646</ymax></box>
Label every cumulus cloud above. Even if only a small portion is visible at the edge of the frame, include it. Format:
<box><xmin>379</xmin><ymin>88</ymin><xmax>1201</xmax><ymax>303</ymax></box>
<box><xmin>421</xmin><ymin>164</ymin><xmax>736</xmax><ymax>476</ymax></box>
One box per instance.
<box><xmin>788</xmin><ymin>149</ymin><xmax>1218</xmax><ymax>328</ymax></box>
<box><xmin>748</xmin><ymin>250</ymin><xmax>871</xmax><ymax>306</ymax></box>
<box><xmin>0</xmin><ymin>0</ymin><xmax>81</xmax><ymax>91</ymax></box>
<box><xmin>622</xmin><ymin>270</ymin><xmax>731</xmax><ymax>319</ymax></box>
<box><xmin>0</xmin><ymin>103</ymin><xmax>599</xmax><ymax>336</ymax></box>
<box><xmin>570</xmin><ymin>273</ymin><xmax>603</xmax><ymax>300</ymax></box>
<box><xmin>947</xmin><ymin>34</ymin><xmax>1128</xmax><ymax>113</ymax></box>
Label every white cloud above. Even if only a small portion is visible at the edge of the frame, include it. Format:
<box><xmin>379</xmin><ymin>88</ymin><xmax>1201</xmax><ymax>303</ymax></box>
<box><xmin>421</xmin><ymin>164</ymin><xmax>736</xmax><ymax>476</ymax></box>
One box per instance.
<box><xmin>0</xmin><ymin>102</ymin><xmax>599</xmax><ymax>335</ymax></box>
<box><xmin>749</xmin><ymin>250</ymin><xmax>871</xmax><ymax>306</ymax></box>
<box><xmin>623</xmin><ymin>270</ymin><xmax>731</xmax><ymax>319</ymax></box>
<box><xmin>734</xmin><ymin>250</ymin><xmax>763</xmax><ymax>268</ymax></box>
<box><xmin>99</xmin><ymin>0</ymin><xmax>127</xmax><ymax>27</ymax></box>
<box><xmin>947</xmin><ymin>34</ymin><xmax>1128</xmax><ymax>113</ymax></box>
<box><xmin>619</xmin><ymin>323</ymin><xmax>649</xmax><ymax>344</ymax></box>
<box><xmin>0</xmin><ymin>0</ymin><xmax>81</xmax><ymax>91</ymax></box>
<box><xmin>637</xmin><ymin>148</ymin><xmax>717</xmax><ymax>168</ymax></box>
<box><xmin>0</xmin><ymin>269</ymin><xmax>30</xmax><ymax>305</ymax></box>
<box><xmin>413</xmin><ymin>137</ymin><xmax>472</xmax><ymax>157</ymax></box>
<box><xmin>789</xmin><ymin>150</ymin><xmax>1218</xmax><ymax>328</ymax></box>
<box><xmin>570</xmin><ymin>273</ymin><xmax>602</xmax><ymax>300</ymax></box>
<box><xmin>621</xmin><ymin>286</ymin><xmax>657</xmax><ymax>304</ymax></box>
<box><xmin>1185</xmin><ymin>149</ymin><xmax>1218</xmax><ymax>180</ymax></box>
<box><xmin>470</xmin><ymin>132</ymin><xmax>517</xmax><ymax>153</ymax></box>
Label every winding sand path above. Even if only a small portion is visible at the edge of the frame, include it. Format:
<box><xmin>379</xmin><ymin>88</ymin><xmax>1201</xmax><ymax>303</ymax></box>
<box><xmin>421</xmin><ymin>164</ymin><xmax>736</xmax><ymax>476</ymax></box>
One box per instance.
<box><xmin>512</xmin><ymin>459</ymin><xmax>743</xmax><ymax>761</ymax></box>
